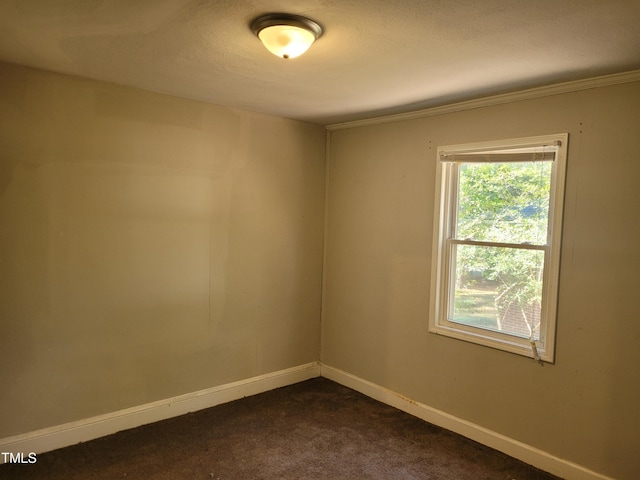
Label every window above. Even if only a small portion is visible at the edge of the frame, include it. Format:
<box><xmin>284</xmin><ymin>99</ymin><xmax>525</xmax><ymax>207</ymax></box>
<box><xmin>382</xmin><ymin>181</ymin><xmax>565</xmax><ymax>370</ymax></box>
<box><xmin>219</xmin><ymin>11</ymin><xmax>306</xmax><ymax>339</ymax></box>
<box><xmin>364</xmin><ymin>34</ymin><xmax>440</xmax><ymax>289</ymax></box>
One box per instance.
<box><xmin>429</xmin><ymin>134</ymin><xmax>567</xmax><ymax>362</ymax></box>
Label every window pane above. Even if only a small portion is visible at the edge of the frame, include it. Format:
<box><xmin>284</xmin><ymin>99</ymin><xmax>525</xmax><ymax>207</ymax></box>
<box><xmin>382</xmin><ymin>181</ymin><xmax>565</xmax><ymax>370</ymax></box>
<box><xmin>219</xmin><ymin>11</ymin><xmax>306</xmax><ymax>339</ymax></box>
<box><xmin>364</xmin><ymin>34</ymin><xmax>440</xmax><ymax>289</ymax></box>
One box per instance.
<box><xmin>456</xmin><ymin>161</ymin><xmax>552</xmax><ymax>245</ymax></box>
<box><xmin>451</xmin><ymin>244</ymin><xmax>544</xmax><ymax>339</ymax></box>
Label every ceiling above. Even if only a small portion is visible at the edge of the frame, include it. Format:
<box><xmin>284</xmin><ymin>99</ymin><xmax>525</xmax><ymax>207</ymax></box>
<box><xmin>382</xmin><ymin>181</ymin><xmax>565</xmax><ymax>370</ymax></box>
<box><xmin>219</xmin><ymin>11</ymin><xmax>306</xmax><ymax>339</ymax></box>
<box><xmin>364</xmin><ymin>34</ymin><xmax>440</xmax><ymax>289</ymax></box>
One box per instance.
<box><xmin>1</xmin><ymin>0</ymin><xmax>639</xmax><ymax>126</ymax></box>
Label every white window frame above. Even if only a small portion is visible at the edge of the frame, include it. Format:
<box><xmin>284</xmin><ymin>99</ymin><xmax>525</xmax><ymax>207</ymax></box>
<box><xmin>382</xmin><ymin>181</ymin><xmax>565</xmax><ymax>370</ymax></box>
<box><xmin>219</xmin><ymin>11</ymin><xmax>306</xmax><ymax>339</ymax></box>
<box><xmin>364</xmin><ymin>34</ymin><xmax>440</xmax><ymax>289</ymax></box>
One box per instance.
<box><xmin>429</xmin><ymin>134</ymin><xmax>568</xmax><ymax>362</ymax></box>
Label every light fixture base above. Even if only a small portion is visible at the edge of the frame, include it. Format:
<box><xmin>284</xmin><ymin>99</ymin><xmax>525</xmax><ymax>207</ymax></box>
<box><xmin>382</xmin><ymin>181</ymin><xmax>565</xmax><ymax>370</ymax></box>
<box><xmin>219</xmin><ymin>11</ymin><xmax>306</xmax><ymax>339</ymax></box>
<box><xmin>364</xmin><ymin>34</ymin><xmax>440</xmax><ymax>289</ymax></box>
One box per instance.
<box><xmin>250</xmin><ymin>13</ymin><xmax>323</xmax><ymax>40</ymax></box>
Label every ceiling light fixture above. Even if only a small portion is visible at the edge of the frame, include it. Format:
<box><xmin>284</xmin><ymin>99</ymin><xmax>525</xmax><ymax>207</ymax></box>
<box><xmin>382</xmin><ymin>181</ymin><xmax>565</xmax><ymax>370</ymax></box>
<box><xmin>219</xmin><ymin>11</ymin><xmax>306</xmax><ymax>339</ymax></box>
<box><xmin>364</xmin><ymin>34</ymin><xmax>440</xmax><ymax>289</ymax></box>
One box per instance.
<box><xmin>250</xmin><ymin>13</ymin><xmax>323</xmax><ymax>59</ymax></box>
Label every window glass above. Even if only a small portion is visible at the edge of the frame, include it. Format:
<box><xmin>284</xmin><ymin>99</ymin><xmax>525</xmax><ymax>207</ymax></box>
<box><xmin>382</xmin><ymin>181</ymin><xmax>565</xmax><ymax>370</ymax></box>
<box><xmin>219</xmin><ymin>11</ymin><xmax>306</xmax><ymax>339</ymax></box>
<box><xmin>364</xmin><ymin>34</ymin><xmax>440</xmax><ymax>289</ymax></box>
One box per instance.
<box><xmin>451</xmin><ymin>244</ymin><xmax>544</xmax><ymax>339</ymax></box>
<box><xmin>456</xmin><ymin>161</ymin><xmax>552</xmax><ymax>245</ymax></box>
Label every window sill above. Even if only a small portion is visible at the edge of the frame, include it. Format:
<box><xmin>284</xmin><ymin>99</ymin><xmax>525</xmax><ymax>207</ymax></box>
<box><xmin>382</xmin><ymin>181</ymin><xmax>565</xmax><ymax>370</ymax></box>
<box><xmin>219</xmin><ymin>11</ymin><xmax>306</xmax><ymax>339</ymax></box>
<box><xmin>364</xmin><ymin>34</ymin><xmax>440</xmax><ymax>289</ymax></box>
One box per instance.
<box><xmin>429</xmin><ymin>324</ymin><xmax>554</xmax><ymax>363</ymax></box>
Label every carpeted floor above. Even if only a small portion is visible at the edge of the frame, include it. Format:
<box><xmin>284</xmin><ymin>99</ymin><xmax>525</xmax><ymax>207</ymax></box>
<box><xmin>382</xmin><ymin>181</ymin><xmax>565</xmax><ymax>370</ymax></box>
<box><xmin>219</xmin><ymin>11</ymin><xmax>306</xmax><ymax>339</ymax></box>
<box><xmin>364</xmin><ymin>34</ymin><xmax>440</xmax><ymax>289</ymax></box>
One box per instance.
<box><xmin>0</xmin><ymin>377</ymin><xmax>560</xmax><ymax>479</ymax></box>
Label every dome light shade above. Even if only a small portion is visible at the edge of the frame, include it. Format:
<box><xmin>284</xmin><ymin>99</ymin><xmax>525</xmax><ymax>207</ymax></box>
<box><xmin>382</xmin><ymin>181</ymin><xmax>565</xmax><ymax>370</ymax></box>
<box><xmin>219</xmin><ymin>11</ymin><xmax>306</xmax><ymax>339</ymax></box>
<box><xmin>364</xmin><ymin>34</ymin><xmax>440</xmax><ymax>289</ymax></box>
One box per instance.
<box><xmin>251</xmin><ymin>13</ymin><xmax>323</xmax><ymax>59</ymax></box>
<box><xmin>258</xmin><ymin>25</ymin><xmax>315</xmax><ymax>59</ymax></box>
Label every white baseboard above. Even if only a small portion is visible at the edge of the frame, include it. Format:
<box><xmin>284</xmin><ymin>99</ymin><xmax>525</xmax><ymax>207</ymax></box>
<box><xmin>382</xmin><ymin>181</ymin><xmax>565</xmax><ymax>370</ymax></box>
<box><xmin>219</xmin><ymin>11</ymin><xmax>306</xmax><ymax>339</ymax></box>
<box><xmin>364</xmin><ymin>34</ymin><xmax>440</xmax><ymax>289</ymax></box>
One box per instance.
<box><xmin>1</xmin><ymin>361</ymin><xmax>614</xmax><ymax>480</ymax></box>
<box><xmin>0</xmin><ymin>362</ymin><xmax>320</xmax><ymax>461</ymax></box>
<box><xmin>320</xmin><ymin>364</ymin><xmax>613</xmax><ymax>480</ymax></box>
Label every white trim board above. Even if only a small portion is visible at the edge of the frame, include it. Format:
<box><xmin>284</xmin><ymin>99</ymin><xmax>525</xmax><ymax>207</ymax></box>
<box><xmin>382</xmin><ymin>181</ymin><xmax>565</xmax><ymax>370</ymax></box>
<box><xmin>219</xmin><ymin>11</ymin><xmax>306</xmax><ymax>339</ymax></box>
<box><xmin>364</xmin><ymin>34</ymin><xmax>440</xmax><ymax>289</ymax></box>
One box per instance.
<box><xmin>1</xmin><ymin>361</ymin><xmax>614</xmax><ymax>479</ymax></box>
<box><xmin>0</xmin><ymin>362</ymin><xmax>320</xmax><ymax>462</ymax></box>
<box><xmin>321</xmin><ymin>364</ymin><xmax>614</xmax><ymax>480</ymax></box>
<box><xmin>326</xmin><ymin>69</ymin><xmax>640</xmax><ymax>131</ymax></box>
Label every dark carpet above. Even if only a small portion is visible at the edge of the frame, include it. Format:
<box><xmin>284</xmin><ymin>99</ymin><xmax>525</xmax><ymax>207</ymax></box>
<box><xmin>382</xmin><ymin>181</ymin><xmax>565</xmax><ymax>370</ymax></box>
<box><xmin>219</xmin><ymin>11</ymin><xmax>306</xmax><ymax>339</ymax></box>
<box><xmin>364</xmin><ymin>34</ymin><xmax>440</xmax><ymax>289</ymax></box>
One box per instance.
<box><xmin>0</xmin><ymin>377</ymin><xmax>560</xmax><ymax>479</ymax></box>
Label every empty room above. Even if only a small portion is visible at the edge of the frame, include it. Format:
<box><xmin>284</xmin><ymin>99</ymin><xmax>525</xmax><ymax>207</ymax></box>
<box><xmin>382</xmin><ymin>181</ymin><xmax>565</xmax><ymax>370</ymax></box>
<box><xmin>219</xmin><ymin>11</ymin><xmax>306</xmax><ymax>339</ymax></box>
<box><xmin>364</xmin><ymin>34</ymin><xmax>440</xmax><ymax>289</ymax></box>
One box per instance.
<box><xmin>1</xmin><ymin>1</ymin><xmax>639</xmax><ymax>479</ymax></box>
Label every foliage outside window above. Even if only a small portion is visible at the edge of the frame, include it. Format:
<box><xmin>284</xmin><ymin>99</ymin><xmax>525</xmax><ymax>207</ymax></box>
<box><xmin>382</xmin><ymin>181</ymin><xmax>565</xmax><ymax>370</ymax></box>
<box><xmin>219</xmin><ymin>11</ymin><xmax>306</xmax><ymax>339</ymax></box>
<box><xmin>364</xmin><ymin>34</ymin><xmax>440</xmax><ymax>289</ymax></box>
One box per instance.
<box><xmin>429</xmin><ymin>134</ymin><xmax>568</xmax><ymax>362</ymax></box>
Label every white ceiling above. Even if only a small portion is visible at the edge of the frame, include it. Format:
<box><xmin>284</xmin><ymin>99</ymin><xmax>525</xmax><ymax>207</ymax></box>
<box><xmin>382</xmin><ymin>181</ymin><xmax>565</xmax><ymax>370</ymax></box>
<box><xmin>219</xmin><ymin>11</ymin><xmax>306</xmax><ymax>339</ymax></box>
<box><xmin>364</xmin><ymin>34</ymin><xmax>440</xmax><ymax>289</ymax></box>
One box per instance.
<box><xmin>1</xmin><ymin>0</ymin><xmax>639</xmax><ymax>125</ymax></box>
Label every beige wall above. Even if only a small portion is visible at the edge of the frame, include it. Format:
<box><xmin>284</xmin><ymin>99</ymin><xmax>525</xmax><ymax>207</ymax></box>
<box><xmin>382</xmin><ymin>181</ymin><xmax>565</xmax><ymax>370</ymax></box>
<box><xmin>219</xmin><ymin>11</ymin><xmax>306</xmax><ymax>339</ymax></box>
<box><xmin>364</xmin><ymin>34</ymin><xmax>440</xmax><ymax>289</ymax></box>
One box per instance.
<box><xmin>0</xmin><ymin>63</ymin><xmax>326</xmax><ymax>437</ymax></box>
<box><xmin>2</xmin><ymin>58</ymin><xmax>639</xmax><ymax>479</ymax></box>
<box><xmin>322</xmin><ymin>82</ymin><xmax>640</xmax><ymax>480</ymax></box>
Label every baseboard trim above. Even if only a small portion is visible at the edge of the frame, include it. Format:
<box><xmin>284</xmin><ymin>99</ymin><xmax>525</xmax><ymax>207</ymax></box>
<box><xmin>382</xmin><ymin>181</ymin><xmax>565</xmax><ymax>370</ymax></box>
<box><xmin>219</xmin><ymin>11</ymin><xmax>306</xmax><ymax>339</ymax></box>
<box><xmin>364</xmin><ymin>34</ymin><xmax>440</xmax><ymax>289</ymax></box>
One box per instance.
<box><xmin>1</xmin><ymin>361</ymin><xmax>614</xmax><ymax>479</ymax></box>
<box><xmin>320</xmin><ymin>364</ymin><xmax>613</xmax><ymax>480</ymax></box>
<box><xmin>0</xmin><ymin>362</ymin><xmax>320</xmax><ymax>461</ymax></box>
